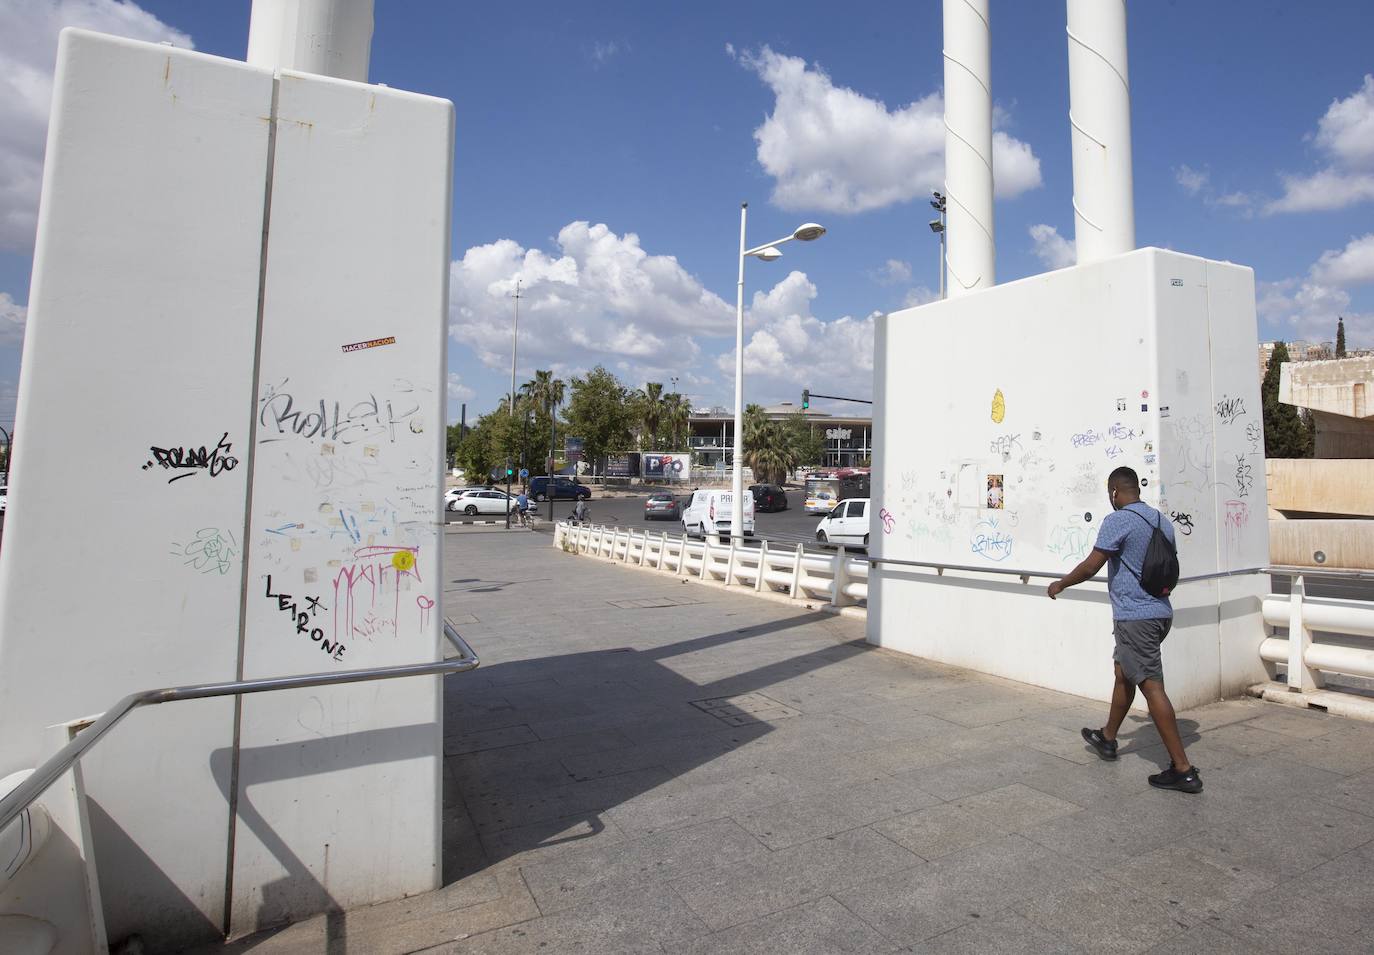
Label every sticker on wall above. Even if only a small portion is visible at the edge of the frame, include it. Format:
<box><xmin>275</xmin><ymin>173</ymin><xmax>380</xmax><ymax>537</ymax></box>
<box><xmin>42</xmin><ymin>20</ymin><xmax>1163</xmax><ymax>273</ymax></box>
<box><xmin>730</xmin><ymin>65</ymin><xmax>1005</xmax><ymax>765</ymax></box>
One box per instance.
<box><xmin>1159</xmin><ymin>405</ymin><xmax>1170</xmax><ymax>418</ymax></box>
<box><xmin>1140</xmin><ymin>404</ymin><xmax>1149</xmax><ymax>412</ymax></box>
<box><xmin>990</xmin><ymin>389</ymin><xmax>1006</xmax><ymax>424</ymax></box>
<box><xmin>1144</xmin><ymin>441</ymin><xmax>1153</xmax><ymax>453</ymax></box>
<box><xmin>986</xmin><ymin>474</ymin><xmax>1004</xmax><ymax>509</ymax></box>
<box><xmin>1032</xmin><ymin>430</ymin><xmax>1042</xmax><ymax>441</ymax></box>
<box><xmin>1084</xmin><ymin>512</ymin><xmax>1092</xmax><ymax>522</ymax></box>
<box><xmin>1141</xmin><ymin>390</ymin><xmax>1149</xmax><ymax>399</ymax></box>
<box><xmin>342</xmin><ymin>335</ymin><xmax>397</xmax><ymax>354</ymax></box>
<box><xmin>1116</xmin><ymin>397</ymin><xmax>1127</xmax><ymax>411</ymax></box>
<box><xmin>1141</xmin><ymin>478</ymin><xmax>1149</xmax><ymax>487</ymax></box>
<box><xmin>1144</xmin><ymin>453</ymin><xmax>1157</xmax><ymax>464</ymax></box>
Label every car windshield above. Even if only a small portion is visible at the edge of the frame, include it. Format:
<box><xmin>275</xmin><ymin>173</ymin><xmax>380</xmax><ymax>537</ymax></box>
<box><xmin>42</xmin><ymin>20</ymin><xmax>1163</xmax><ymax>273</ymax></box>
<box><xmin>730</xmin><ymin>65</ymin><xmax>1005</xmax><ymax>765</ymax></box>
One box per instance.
<box><xmin>648</xmin><ymin>494</ymin><xmax>673</xmax><ymax>501</ymax></box>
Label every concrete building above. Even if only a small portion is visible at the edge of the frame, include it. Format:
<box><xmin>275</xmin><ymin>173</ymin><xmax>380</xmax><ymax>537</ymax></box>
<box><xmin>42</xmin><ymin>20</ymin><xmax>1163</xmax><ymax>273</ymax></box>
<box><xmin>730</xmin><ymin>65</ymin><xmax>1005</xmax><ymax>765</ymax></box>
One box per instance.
<box><xmin>1280</xmin><ymin>355</ymin><xmax>1374</xmax><ymax>458</ymax></box>
<box><xmin>687</xmin><ymin>402</ymin><xmax>872</xmax><ymax>471</ymax></box>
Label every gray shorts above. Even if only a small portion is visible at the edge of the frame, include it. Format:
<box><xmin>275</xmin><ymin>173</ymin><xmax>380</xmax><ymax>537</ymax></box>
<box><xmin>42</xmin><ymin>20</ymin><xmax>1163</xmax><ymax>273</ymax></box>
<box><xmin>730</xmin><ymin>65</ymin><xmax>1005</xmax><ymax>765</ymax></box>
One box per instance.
<box><xmin>1113</xmin><ymin>618</ymin><xmax>1172</xmax><ymax>685</ymax></box>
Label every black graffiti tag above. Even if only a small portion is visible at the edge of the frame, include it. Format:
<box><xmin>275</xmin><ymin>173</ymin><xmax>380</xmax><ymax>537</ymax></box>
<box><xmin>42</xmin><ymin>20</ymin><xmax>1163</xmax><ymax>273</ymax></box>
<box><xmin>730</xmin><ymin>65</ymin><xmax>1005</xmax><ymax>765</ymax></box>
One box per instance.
<box><xmin>143</xmin><ymin>432</ymin><xmax>239</xmax><ymax>483</ymax></box>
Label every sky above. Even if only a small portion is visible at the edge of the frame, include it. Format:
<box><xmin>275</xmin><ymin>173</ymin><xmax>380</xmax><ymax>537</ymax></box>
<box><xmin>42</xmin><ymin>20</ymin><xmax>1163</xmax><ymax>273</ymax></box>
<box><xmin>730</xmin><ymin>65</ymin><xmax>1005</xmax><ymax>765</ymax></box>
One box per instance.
<box><xmin>1</xmin><ymin>0</ymin><xmax>1372</xmax><ymax>431</ymax></box>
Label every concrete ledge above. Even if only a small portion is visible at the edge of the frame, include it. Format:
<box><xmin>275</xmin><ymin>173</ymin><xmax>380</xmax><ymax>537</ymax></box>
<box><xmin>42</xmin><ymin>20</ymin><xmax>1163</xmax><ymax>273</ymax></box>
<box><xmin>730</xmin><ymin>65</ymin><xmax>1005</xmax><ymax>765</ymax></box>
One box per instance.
<box><xmin>1247</xmin><ymin>680</ymin><xmax>1374</xmax><ymax>722</ymax></box>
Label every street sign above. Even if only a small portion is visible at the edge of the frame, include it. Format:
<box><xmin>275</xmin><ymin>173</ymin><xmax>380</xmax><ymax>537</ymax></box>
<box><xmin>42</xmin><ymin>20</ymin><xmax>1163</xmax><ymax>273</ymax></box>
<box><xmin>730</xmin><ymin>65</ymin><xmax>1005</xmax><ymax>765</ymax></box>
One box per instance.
<box><xmin>518</xmin><ymin>468</ymin><xmax>529</xmax><ymax>479</ymax></box>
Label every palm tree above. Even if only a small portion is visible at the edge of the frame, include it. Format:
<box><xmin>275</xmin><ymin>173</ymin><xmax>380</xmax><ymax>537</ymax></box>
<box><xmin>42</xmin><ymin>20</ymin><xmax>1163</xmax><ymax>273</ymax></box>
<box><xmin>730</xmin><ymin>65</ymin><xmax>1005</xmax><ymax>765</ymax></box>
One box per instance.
<box><xmin>637</xmin><ymin>382</ymin><xmax>666</xmax><ymax>451</ymax></box>
<box><xmin>520</xmin><ymin>369</ymin><xmax>565</xmax><ymax>413</ymax></box>
<box><xmin>662</xmin><ymin>391</ymin><xmax>691</xmax><ymax>449</ymax></box>
<box><xmin>742</xmin><ymin>404</ymin><xmax>797</xmax><ymax>485</ymax></box>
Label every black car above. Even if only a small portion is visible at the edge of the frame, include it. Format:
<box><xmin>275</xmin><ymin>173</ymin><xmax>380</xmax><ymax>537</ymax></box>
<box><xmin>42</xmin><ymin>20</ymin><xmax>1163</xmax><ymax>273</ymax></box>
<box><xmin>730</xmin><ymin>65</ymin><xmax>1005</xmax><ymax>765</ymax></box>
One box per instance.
<box><xmin>749</xmin><ymin>484</ymin><xmax>789</xmax><ymax>512</ymax></box>
<box><xmin>644</xmin><ymin>491</ymin><xmax>681</xmax><ymax>520</ymax></box>
<box><xmin>529</xmin><ymin>476</ymin><xmax>592</xmax><ymax>502</ymax></box>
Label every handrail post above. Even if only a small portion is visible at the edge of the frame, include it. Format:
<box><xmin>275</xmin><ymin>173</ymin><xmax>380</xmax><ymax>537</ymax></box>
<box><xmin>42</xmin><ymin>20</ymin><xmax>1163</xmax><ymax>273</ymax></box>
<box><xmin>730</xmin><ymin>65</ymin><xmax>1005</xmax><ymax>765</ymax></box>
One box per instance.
<box><xmin>790</xmin><ymin>543</ymin><xmax>805</xmax><ymax>602</ymax></box>
<box><xmin>831</xmin><ymin>546</ymin><xmax>853</xmax><ymax>608</ymax></box>
<box><xmin>725</xmin><ymin>538</ymin><xmax>737</xmax><ymax>586</ymax></box>
<box><xmin>678</xmin><ymin>533</ymin><xmax>689</xmax><ymax>575</ymax></box>
<box><xmin>657</xmin><ymin>532</ymin><xmax>668</xmax><ymax>571</ymax></box>
<box><xmin>755</xmin><ymin>540</ymin><xmax>769</xmax><ymax>592</ymax></box>
<box><xmin>1287</xmin><ymin>574</ymin><xmax>1323</xmax><ymax>691</ymax></box>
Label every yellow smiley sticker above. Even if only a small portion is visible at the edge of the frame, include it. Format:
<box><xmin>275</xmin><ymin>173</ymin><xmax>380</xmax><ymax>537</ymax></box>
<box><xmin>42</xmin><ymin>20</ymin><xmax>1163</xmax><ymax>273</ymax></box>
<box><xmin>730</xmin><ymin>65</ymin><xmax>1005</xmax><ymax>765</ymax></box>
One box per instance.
<box><xmin>392</xmin><ymin>551</ymin><xmax>416</xmax><ymax>572</ymax></box>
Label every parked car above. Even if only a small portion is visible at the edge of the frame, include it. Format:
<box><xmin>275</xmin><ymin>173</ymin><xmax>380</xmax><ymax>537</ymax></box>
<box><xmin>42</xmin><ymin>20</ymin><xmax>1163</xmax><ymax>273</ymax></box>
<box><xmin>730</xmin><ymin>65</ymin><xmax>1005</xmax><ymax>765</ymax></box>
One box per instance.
<box><xmin>529</xmin><ymin>476</ymin><xmax>591</xmax><ymax>502</ymax></box>
<box><xmin>681</xmin><ymin>488</ymin><xmax>754</xmax><ymax>541</ymax></box>
<box><xmin>450</xmin><ymin>488</ymin><xmax>516</xmax><ymax>516</ymax></box>
<box><xmin>815</xmin><ymin>497</ymin><xmax>869</xmax><ymax>549</ymax></box>
<box><xmin>445</xmin><ymin>485</ymin><xmax>488</xmax><ymax>509</ymax></box>
<box><xmin>749</xmin><ymin>483</ymin><xmax>788</xmax><ymax>512</ymax></box>
<box><xmin>644</xmin><ymin>491</ymin><xmax>681</xmax><ymax>521</ymax></box>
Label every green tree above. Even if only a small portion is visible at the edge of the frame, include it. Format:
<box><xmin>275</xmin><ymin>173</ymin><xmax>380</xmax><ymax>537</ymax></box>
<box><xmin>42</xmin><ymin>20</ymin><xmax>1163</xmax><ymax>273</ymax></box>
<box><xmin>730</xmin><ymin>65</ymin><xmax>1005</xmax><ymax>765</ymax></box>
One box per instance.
<box><xmin>1261</xmin><ymin>341</ymin><xmax>1314</xmax><ymax>458</ymax></box>
<box><xmin>662</xmin><ymin>391</ymin><xmax>692</xmax><ymax>449</ymax></box>
<box><xmin>451</xmin><ymin>419</ymin><xmax>498</xmax><ymax>483</ymax></box>
<box><xmin>743</xmin><ymin>404</ymin><xmax>800</xmax><ymax>485</ymax></box>
<box><xmin>565</xmin><ymin>366</ymin><xmax>634</xmax><ymax>472</ymax></box>
<box><xmin>631</xmin><ymin>381</ymin><xmax>667</xmax><ymax>450</ymax></box>
<box><xmin>784</xmin><ymin>414</ymin><xmax>825</xmax><ymax>468</ymax></box>
<box><xmin>519</xmin><ymin>370</ymin><xmax>566</xmax><ymax>476</ymax></box>
<box><xmin>1336</xmin><ymin>317</ymin><xmax>1347</xmax><ymax>358</ymax></box>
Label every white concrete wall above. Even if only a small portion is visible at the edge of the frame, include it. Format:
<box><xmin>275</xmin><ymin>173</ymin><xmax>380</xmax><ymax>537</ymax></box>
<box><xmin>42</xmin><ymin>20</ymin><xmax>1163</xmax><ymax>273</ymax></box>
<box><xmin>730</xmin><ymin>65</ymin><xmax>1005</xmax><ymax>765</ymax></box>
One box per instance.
<box><xmin>0</xmin><ymin>30</ymin><xmax>453</xmax><ymax>948</ymax></box>
<box><xmin>231</xmin><ymin>68</ymin><xmax>452</xmax><ymax>935</ymax></box>
<box><xmin>868</xmin><ymin>248</ymin><xmax>1269</xmax><ymax>710</ymax></box>
<box><xmin>0</xmin><ymin>32</ymin><xmax>272</xmax><ymax>948</ymax></box>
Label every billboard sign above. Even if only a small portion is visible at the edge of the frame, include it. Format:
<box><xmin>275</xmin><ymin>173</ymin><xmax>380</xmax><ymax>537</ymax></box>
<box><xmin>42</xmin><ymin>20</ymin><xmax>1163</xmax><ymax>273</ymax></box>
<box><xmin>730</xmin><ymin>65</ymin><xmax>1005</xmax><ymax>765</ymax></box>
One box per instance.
<box><xmin>643</xmin><ymin>452</ymin><xmax>689</xmax><ymax>482</ymax></box>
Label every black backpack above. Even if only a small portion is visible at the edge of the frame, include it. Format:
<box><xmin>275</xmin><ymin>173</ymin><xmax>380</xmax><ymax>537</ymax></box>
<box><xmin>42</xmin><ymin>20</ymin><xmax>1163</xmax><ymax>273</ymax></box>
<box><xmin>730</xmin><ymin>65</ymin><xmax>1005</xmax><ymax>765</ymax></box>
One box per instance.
<box><xmin>1122</xmin><ymin>506</ymin><xmax>1180</xmax><ymax>598</ymax></box>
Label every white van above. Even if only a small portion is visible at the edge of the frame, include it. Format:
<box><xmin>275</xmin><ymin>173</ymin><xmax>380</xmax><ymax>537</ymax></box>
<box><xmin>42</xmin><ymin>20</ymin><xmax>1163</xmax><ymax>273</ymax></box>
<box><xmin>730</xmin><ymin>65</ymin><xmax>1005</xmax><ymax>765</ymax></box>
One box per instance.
<box><xmin>815</xmin><ymin>497</ymin><xmax>869</xmax><ymax>549</ymax></box>
<box><xmin>681</xmin><ymin>488</ymin><xmax>754</xmax><ymax>541</ymax></box>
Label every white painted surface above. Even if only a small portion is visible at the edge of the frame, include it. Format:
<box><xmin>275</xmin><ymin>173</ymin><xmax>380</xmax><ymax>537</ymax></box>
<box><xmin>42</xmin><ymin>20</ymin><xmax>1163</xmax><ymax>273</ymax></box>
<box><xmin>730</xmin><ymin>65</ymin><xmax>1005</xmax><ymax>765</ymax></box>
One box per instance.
<box><xmin>942</xmin><ymin>0</ymin><xmax>994</xmax><ymax>294</ymax></box>
<box><xmin>1066</xmin><ymin>0</ymin><xmax>1135</xmax><ymax>263</ymax></box>
<box><xmin>231</xmin><ymin>69</ymin><xmax>452</xmax><ymax>935</ymax></box>
<box><xmin>868</xmin><ymin>248</ymin><xmax>1269</xmax><ymax>709</ymax></box>
<box><xmin>247</xmin><ymin>0</ymin><xmax>374</xmax><ymax>82</ymax></box>
<box><xmin>0</xmin><ymin>31</ymin><xmax>272</xmax><ymax>947</ymax></box>
<box><xmin>0</xmin><ymin>29</ymin><xmax>452</xmax><ymax>946</ymax></box>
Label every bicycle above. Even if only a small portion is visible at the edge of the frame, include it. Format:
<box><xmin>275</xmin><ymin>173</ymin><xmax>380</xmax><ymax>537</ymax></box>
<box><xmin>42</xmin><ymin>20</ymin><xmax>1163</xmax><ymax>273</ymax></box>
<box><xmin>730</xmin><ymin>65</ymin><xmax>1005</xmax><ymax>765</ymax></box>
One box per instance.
<box><xmin>517</xmin><ymin>508</ymin><xmax>535</xmax><ymax>529</ymax></box>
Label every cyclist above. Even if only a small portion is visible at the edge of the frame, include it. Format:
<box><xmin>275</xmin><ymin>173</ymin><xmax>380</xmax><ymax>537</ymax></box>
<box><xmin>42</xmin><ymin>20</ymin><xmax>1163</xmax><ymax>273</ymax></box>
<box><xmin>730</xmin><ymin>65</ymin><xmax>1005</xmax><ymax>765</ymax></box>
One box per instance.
<box><xmin>571</xmin><ymin>498</ymin><xmax>589</xmax><ymax>525</ymax></box>
<box><xmin>515</xmin><ymin>490</ymin><xmax>531</xmax><ymax>526</ymax></box>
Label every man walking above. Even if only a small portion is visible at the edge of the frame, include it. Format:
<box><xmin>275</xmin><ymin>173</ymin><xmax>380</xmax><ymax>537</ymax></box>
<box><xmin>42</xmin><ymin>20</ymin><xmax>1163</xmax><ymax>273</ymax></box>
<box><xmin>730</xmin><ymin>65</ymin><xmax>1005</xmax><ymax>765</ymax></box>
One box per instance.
<box><xmin>1047</xmin><ymin>466</ymin><xmax>1201</xmax><ymax>794</ymax></box>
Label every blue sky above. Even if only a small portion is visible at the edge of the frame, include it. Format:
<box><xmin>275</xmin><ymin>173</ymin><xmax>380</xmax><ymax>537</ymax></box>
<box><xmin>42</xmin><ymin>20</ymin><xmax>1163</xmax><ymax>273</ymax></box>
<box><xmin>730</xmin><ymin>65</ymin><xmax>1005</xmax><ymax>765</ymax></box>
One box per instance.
<box><xmin>1</xmin><ymin>0</ymin><xmax>1372</xmax><ymax>430</ymax></box>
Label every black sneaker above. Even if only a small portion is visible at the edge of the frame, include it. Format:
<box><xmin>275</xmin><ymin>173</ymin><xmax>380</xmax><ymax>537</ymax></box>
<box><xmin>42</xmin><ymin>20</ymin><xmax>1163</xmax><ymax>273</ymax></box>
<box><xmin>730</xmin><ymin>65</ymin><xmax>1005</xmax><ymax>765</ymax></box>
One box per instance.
<box><xmin>1081</xmin><ymin>727</ymin><xmax>1118</xmax><ymax>761</ymax></box>
<box><xmin>1148</xmin><ymin>763</ymin><xmax>1203</xmax><ymax>794</ymax></box>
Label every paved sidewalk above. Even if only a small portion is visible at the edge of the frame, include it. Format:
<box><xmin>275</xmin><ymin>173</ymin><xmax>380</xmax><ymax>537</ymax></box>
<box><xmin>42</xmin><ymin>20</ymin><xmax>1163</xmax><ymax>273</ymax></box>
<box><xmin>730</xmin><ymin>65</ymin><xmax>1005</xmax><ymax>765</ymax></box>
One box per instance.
<box><xmin>224</xmin><ymin>529</ymin><xmax>1374</xmax><ymax>954</ymax></box>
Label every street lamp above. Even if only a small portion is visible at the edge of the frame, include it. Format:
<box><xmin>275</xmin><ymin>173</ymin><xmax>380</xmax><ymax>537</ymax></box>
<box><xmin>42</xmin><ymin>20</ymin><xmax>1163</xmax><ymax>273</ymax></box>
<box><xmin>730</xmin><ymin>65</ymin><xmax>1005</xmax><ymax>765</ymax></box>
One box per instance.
<box><xmin>929</xmin><ymin>191</ymin><xmax>946</xmax><ymax>300</ymax></box>
<box><xmin>731</xmin><ymin>203</ymin><xmax>827</xmax><ymax>542</ymax></box>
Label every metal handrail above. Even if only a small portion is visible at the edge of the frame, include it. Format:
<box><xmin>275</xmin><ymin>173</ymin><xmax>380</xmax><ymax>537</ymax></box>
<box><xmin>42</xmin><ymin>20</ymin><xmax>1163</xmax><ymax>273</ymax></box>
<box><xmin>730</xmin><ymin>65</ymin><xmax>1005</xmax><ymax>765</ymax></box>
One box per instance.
<box><xmin>861</xmin><ymin>556</ymin><xmax>1272</xmax><ymax>585</ymax></box>
<box><xmin>0</xmin><ymin>622</ymin><xmax>478</xmax><ymax>834</ymax></box>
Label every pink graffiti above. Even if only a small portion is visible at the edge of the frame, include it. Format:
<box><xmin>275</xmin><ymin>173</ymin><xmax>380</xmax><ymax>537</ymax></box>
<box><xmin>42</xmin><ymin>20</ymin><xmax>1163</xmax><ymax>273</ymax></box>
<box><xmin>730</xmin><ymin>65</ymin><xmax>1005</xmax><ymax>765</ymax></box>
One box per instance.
<box><xmin>1223</xmin><ymin>500</ymin><xmax>1250</xmax><ymax>558</ymax></box>
<box><xmin>332</xmin><ymin>545</ymin><xmax>421</xmax><ymax>641</ymax></box>
<box><xmin>417</xmin><ymin>595</ymin><xmax>435</xmax><ymax>630</ymax></box>
<box><xmin>879</xmin><ymin>507</ymin><xmax>895</xmax><ymax>534</ymax></box>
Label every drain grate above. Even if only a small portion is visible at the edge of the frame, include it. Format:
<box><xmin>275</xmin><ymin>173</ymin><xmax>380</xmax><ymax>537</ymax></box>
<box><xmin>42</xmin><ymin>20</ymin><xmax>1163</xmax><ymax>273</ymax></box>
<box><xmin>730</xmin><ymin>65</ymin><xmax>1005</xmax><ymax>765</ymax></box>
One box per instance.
<box><xmin>689</xmin><ymin>692</ymin><xmax>802</xmax><ymax>726</ymax></box>
<box><xmin>608</xmin><ymin>595</ymin><xmax>702</xmax><ymax>609</ymax></box>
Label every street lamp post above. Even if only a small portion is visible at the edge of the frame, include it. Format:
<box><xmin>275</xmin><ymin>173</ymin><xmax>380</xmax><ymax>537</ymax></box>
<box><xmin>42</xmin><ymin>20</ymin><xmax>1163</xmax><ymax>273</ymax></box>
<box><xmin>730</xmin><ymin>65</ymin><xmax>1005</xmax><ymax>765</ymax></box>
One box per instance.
<box><xmin>506</xmin><ymin>278</ymin><xmax>522</xmax><ymax>529</ymax></box>
<box><xmin>929</xmin><ymin>191</ymin><xmax>947</xmax><ymax>300</ymax></box>
<box><xmin>730</xmin><ymin>204</ymin><xmax>827</xmax><ymax>542</ymax></box>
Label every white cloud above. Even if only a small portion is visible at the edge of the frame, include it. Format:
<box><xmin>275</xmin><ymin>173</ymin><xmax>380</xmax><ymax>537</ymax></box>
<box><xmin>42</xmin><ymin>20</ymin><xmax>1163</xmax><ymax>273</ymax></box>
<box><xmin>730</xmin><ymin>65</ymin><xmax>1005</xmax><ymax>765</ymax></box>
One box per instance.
<box><xmin>0</xmin><ymin>0</ymin><xmax>192</xmax><ymax>251</ymax></box>
<box><xmin>1310</xmin><ymin>233</ymin><xmax>1374</xmax><ymax>288</ymax></box>
<box><xmin>733</xmin><ymin>45</ymin><xmax>1042</xmax><ymax>215</ymax></box>
<box><xmin>446</xmin><ymin>371</ymin><xmax>475</xmax><ymax>404</ymax></box>
<box><xmin>448</xmin><ymin>221</ymin><xmax>730</xmax><ymax>389</ymax></box>
<box><xmin>590</xmin><ymin>40</ymin><xmax>622</xmax><ymax>66</ymax></box>
<box><xmin>716</xmin><ymin>271</ymin><xmax>875</xmax><ymax>402</ymax></box>
<box><xmin>1258</xmin><ymin>234</ymin><xmax>1374</xmax><ymax>347</ymax></box>
<box><xmin>1028</xmin><ymin>223</ymin><xmax>1076</xmax><ymax>271</ymax></box>
<box><xmin>1268</xmin><ymin>75</ymin><xmax>1374</xmax><ymax>214</ymax></box>
<box><xmin>901</xmin><ymin>286</ymin><xmax>939</xmax><ymax>308</ymax></box>
<box><xmin>0</xmin><ymin>293</ymin><xmax>26</xmax><ymax>346</ymax></box>
<box><xmin>1175</xmin><ymin>164</ymin><xmax>1209</xmax><ymax>195</ymax></box>
<box><xmin>870</xmin><ymin>258</ymin><xmax>911</xmax><ymax>285</ymax></box>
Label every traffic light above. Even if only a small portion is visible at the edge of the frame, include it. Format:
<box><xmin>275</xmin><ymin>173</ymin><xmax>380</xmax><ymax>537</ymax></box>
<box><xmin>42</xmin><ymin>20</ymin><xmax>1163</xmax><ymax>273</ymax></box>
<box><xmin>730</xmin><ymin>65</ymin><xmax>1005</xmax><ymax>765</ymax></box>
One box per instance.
<box><xmin>506</xmin><ymin>467</ymin><xmax>514</xmax><ymax>477</ymax></box>
<box><xmin>801</xmin><ymin>389</ymin><xmax>810</xmax><ymax>410</ymax></box>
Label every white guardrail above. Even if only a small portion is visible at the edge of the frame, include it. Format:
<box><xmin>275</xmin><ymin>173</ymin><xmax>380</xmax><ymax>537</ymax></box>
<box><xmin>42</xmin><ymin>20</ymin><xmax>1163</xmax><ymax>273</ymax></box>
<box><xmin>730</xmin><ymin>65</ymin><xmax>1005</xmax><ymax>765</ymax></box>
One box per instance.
<box><xmin>553</xmin><ymin>522</ymin><xmax>1374</xmax><ymax>716</ymax></box>
<box><xmin>553</xmin><ymin>521</ymin><xmax>869</xmax><ymax>610</ymax></box>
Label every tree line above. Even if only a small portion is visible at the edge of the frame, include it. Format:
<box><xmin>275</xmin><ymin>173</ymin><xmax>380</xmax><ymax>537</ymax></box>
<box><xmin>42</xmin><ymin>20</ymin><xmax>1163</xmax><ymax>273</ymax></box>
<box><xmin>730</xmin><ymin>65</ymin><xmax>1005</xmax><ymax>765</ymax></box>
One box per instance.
<box><xmin>446</xmin><ymin>365</ymin><xmax>830</xmax><ymax>484</ymax></box>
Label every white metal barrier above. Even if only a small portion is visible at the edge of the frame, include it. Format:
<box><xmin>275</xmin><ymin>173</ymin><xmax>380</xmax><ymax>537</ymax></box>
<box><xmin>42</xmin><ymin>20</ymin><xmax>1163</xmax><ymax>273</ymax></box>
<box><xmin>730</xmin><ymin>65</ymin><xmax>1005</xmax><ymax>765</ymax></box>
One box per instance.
<box><xmin>553</xmin><ymin>521</ymin><xmax>869</xmax><ymax>610</ymax></box>
<box><xmin>1258</xmin><ymin>570</ymin><xmax>1374</xmax><ymax>690</ymax></box>
<box><xmin>554</xmin><ymin>524</ymin><xmax>1374</xmax><ymax>719</ymax></box>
